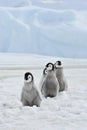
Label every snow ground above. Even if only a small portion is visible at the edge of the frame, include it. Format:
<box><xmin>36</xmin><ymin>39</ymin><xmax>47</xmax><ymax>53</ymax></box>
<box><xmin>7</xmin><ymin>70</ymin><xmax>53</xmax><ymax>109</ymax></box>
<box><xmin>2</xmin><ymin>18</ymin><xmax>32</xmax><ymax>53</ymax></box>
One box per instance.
<box><xmin>0</xmin><ymin>53</ymin><xmax>87</xmax><ymax>130</ymax></box>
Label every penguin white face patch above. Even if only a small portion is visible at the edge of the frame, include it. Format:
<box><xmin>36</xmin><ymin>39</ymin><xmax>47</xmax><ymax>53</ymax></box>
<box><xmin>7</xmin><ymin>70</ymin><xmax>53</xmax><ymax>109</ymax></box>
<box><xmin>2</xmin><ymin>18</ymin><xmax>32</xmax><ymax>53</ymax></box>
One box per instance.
<box><xmin>45</xmin><ymin>69</ymin><xmax>48</xmax><ymax>74</ymax></box>
<box><xmin>55</xmin><ymin>61</ymin><xmax>63</xmax><ymax>68</ymax></box>
<box><xmin>24</xmin><ymin>72</ymin><xmax>33</xmax><ymax>83</ymax></box>
<box><xmin>47</xmin><ymin>64</ymin><xmax>53</xmax><ymax>71</ymax></box>
<box><xmin>28</xmin><ymin>75</ymin><xmax>32</xmax><ymax>82</ymax></box>
<box><xmin>55</xmin><ymin>62</ymin><xmax>60</xmax><ymax>68</ymax></box>
<box><xmin>24</xmin><ymin>75</ymin><xmax>32</xmax><ymax>83</ymax></box>
<box><xmin>44</xmin><ymin>68</ymin><xmax>48</xmax><ymax>75</ymax></box>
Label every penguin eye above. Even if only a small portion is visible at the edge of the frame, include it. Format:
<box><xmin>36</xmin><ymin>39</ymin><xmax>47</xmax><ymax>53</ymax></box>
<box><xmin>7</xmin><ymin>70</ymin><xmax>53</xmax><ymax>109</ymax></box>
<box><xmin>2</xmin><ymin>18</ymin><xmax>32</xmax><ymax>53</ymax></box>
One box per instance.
<box><xmin>47</xmin><ymin>64</ymin><xmax>53</xmax><ymax>70</ymax></box>
<box><xmin>28</xmin><ymin>75</ymin><xmax>31</xmax><ymax>79</ymax></box>
<box><xmin>49</xmin><ymin>64</ymin><xmax>52</xmax><ymax>69</ymax></box>
<box><xmin>45</xmin><ymin>69</ymin><xmax>48</xmax><ymax>74</ymax></box>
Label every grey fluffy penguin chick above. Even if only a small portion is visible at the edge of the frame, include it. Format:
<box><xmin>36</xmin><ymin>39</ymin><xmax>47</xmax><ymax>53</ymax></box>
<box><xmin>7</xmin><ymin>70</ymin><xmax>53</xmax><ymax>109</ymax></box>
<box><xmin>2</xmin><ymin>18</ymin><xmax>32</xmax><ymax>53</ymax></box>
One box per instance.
<box><xmin>41</xmin><ymin>63</ymin><xmax>59</xmax><ymax>98</ymax></box>
<box><xmin>21</xmin><ymin>72</ymin><xmax>42</xmax><ymax>107</ymax></box>
<box><xmin>40</xmin><ymin>67</ymin><xmax>48</xmax><ymax>95</ymax></box>
<box><xmin>54</xmin><ymin>61</ymin><xmax>68</xmax><ymax>92</ymax></box>
<box><xmin>39</xmin><ymin>68</ymin><xmax>48</xmax><ymax>88</ymax></box>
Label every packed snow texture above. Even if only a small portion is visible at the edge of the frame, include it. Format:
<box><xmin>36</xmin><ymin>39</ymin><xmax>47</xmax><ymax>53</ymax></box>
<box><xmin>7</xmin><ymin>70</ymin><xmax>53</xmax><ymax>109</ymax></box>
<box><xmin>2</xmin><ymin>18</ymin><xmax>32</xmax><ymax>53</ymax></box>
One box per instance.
<box><xmin>0</xmin><ymin>0</ymin><xmax>87</xmax><ymax>58</ymax></box>
<box><xmin>0</xmin><ymin>53</ymin><xmax>87</xmax><ymax>130</ymax></box>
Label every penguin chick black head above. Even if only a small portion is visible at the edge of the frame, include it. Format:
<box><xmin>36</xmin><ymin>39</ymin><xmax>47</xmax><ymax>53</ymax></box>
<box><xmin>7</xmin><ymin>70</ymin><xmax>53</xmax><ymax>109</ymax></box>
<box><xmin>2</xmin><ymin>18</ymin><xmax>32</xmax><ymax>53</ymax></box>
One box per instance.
<box><xmin>45</xmin><ymin>62</ymin><xmax>54</xmax><ymax>71</ymax></box>
<box><xmin>57</xmin><ymin>61</ymin><xmax>62</xmax><ymax>66</ymax></box>
<box><xmin>24</xmin><ymin>72</ymin><xmax>33</xmax><ymax>83</ymax></box>
<box><xmin>43</xmin><ymin>68</ymin><xmax>48</xmax><ymax>75</ymax></box>
<box><xmin>54</xmin><ymin>61</ymin><xmax>62</xmax><ymax>68</ymax></box>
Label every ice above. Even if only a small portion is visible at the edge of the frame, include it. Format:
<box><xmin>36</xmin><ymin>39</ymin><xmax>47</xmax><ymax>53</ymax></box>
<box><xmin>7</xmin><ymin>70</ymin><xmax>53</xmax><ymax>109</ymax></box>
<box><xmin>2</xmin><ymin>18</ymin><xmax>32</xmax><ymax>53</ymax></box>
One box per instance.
<box><xmin>0</xmin><ymin>1</ymin><xmax>87</xmax><ymax>58</ymax></box>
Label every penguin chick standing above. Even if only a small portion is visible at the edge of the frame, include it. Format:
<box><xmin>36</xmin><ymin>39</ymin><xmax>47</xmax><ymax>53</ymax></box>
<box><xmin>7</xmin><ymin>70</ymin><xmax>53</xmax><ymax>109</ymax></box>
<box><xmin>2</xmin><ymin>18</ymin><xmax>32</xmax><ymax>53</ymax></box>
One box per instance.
<box><xmin>54</xmin><ymin>61</ymin><xmax>68</xmax><ymax>92</ymax></box>
<box><xmin>39</xmin><ymin>67</ymin><xmax>48</xmax><ymax>95</ymax></box>
<box><xmin>41</xmin><ymin>63</ymin><xmax>59</xmax><ymax>98</ymax></box>
<box><xmin>21</xmin><ymin>72</ymin><xmax>42</xmax><ymax>107</ymax></box>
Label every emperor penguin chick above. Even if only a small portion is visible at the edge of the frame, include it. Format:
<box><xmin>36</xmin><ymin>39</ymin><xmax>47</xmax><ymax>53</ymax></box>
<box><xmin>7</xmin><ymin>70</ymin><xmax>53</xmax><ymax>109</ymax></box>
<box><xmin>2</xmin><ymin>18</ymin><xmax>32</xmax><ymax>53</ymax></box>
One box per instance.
<box><xmin>21</xmin><ymin>72</ymin><xmax>42</xmax><ymax>107</ymax></box>
<box><xmin>54</xmin><ymin>61</ymin><xmax>68</xmax><ymax>92</ymax></box>
<box><xmin>40</xmin><ymin>67</ymin><xmax>48</xmax><ymax>86</ymax></box>
<box><xmin>41</xmin><ymin>63</ymin><xmax>59</xmax><ymax>98</ymax></box>
<box><xmin>40</xmin><ymin>67</ymin><xmax>48</xmax><ymax>94</ymax></box>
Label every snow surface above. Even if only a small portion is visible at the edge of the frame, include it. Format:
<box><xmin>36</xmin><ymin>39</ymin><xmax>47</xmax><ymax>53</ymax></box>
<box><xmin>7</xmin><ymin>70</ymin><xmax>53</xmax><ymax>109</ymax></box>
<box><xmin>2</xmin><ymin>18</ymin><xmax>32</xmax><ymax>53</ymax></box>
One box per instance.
<box><xmin>0</xmin><ymin>53</ymin><xmax>87</xmax><ymax>130</ymax></box>
<box><xmin>0</xmin><ymin>0</ymin><xmax>87</xmax><ymax>58</ymax></box>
